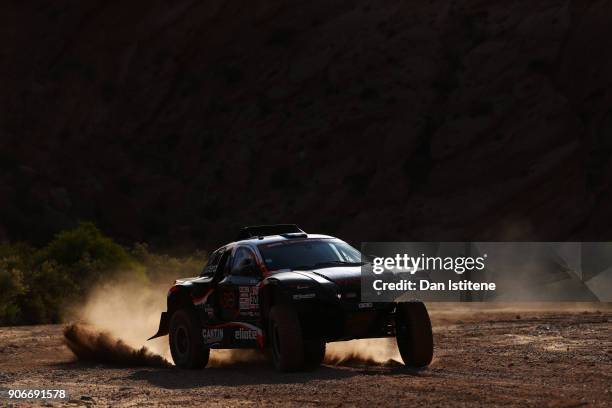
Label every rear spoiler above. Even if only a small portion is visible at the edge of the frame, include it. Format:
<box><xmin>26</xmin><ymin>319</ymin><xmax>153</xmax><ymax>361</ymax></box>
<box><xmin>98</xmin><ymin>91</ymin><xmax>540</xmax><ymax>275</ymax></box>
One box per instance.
<box><xmin>236</xmin><ymin>224</ymin><xmax>305</xmax><ymax>240</ymax></box>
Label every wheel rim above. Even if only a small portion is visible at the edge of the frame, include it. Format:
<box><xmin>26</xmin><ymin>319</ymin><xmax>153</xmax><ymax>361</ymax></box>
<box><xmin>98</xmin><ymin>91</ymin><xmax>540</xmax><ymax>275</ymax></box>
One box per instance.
<box><xmin>175</xmin><ymin>325</ymin><xmax>189</xmax><ymax>356</ymax></box>
<box><xmin>396</xmin><ymin>310</ymin><xmax>410</xmax><ymax>336</ymax></box>
<box><xmin>397</xmin><ymin>322</ymin><xmax>408</xmax><ymax>336</ymax></box>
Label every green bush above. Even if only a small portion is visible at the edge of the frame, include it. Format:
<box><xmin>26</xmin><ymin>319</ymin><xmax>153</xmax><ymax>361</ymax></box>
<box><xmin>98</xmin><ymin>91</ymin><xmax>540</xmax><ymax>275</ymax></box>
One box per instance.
<box><xmin>40</xmin><ymin>222</ymin><xmax>130</xmax><ymax>272</ymax></box>
<box><xmin>18</xmin><ymin>260</ymin><xmax>78</xmax><ymax>324</ymax></box>
<box><xmin>0</xmin><ymin>222</ymin><xmax>207</xmax><ymax>326</ymax></box>
<box><xmin>0</xmin><ymin>223</ymin><xmax>135</xmax><ymax>324</ymax></box>
<box><xmin>0</xmin><ymin>257</ymin><xmax>26</xmax><ymax>325</ymax></box>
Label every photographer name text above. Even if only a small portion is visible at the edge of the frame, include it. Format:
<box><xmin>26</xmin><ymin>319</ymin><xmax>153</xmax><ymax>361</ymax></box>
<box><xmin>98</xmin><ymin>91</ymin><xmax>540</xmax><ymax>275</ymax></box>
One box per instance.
<box><xmin>372</xmin><ymin>279</ymin><xmax>496</xmax><ymax>291</ymax></box>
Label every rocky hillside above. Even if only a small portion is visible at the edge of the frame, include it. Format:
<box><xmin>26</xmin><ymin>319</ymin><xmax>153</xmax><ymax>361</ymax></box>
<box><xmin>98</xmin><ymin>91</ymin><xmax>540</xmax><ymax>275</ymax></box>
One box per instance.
<box><xmin>1</xmin><ymin>0</ymin><xmax>611</xmax><ymax>249</ymax></box>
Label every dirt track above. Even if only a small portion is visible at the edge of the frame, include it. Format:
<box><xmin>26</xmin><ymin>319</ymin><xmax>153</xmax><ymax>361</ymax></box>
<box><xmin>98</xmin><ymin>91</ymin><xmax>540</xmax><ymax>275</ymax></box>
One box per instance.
<box><xmin>1</xmin><ymin>309</ymin><xmax>611</xmax><ymax>407</ymax></box>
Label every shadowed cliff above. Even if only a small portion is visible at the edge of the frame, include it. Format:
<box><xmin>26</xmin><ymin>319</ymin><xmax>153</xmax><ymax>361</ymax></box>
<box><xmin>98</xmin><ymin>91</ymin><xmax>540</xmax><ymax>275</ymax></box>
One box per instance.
<box><xmin>1</xmin><ymin>0</ymin><xmax>611</xmax><ymax>248</ymax></box>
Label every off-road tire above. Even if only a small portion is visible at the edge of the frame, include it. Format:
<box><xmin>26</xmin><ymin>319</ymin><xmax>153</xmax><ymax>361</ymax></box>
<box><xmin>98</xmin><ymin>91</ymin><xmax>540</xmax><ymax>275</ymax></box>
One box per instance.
<box><xmin>395</xmin><ymin>301</ymin><xmax>433</xmax><ymax>367</ymax></box>
<box><xmin>169</xmin><ymin>308</ymin><xmax>210</xmax><ymax>369</ymax></box>
<box><xmin>304</xmin><ymin>339</ymin><xmax>326</xmax><ymax>369</ymax></box>
<box><xmin>268</xmin><ymin>305</ymin><xmax>305</xmax><ymax>371</ymax></box>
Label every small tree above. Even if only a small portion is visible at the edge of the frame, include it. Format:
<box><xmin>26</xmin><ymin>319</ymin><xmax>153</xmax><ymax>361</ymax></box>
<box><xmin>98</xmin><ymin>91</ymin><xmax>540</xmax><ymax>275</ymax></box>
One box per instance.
<box><xmin>0</xmin><ymin>257</ymin><xmax>26</xmax><ymax>325</ymax></box>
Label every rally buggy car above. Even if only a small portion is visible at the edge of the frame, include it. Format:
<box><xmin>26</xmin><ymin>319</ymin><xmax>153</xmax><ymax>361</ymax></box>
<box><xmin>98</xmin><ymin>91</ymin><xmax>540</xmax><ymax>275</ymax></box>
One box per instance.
<box><xmin>149</xmin><ymin>225</ymin><xmax>433</xmax><ymax>371</ymax></box>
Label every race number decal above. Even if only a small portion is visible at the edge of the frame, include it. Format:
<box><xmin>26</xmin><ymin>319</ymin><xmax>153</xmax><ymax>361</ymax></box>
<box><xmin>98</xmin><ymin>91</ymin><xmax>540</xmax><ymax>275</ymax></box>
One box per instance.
<box><xmin>239</xmin><ymin>286</ymin><xmax>259</xmax><ymax>310</ymax></box>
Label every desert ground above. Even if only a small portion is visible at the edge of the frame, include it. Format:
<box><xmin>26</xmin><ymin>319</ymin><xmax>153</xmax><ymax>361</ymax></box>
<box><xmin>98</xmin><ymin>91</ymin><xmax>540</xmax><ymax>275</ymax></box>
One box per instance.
<box><xmin>1</xmin><ymin>307</ymin><xmax>611</xmax><ymax>407</ymax></box>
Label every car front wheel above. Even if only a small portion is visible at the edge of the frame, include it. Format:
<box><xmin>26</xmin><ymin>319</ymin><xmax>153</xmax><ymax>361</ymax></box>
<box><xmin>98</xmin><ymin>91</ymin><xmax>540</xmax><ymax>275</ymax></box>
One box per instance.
<box><xmin>268</xmin><ymin>305</ymin><xmax>305</xmax><ymax>372</ymax></box>
<box><xmin>304</xmin><ymin>339</ymin><xmax>326</xmax><ymax>369</ymax></box>
<box><xmin>395</xmin><ymin>301</ymin><xmax>433</xmax><ymax>368</ymax></box>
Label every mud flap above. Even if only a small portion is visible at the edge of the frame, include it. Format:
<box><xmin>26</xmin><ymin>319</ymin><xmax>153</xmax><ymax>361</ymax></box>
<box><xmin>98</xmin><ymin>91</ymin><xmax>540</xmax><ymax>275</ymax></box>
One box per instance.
<box><xmin>147</xmin><ymin>312</ymin><xmax>169</xmax><ymax>340</ymax></box>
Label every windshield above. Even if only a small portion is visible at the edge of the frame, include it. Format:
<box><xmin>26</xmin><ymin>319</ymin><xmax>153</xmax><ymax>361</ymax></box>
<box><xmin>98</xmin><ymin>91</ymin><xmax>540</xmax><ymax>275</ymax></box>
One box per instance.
<box><xmin>258</xmin><ymin>239</ymin><xmax>363</xmax><ymax>271</ymax></box>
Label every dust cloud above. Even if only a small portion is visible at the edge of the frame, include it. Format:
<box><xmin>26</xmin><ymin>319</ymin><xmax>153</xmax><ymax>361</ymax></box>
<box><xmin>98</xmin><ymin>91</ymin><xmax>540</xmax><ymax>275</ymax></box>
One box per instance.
<box><xmin>64</xmin><ymin>275</ymin><xmax>267</xmax><ymax>367</ymax></box>
<box><xmin>63</xmin><ymin>323</ymin><xmax>170</xmax><ymax>368</ymax></box>
<box><xmin>64</xmin><ymin>272</ymin><xmax>608</xmax><ymax>370</ymax></box>
<box><xmin>65</xmin><ymin>275</ymin><xmax>405</xmax><ymax>368</ymax></box>
<box><xmin>324</xmin><ymin>338</ymin><xmax>402</xmax><ymax>366</ymax></box>
<box><xmin>71</xmin><ymin>278</ymin><xmax>171</xmax><ymax>359</ymax></box>
<box><xmin>208</xmin><ymin>349</ymin><xmax>268</xmax><ymax>367</ymax></box>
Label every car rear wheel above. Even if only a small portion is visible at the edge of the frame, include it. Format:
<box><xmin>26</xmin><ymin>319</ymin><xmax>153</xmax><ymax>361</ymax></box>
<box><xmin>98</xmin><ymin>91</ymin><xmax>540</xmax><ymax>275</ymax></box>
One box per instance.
<box><xmin>395</xmin><ymin>301</ymin><xmax>433</xmax><ymax>368</ymax></box>
<box><xmin>268</xmin><ymin>305</ymin><xmax>305</xmax><ymax>372</ymax></box>
<box><xmin>169</xmin><ymin>308</ymin><xmax>210</xmax><ymax>369</ymax></box>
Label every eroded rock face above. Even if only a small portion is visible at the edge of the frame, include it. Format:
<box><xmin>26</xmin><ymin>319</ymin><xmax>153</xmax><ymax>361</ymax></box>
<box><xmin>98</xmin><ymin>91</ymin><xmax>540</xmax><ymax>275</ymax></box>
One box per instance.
<box><xmin>0</xmin><ymin>1</ymin><xmax>610</xmax><ymax>248</ymax></box>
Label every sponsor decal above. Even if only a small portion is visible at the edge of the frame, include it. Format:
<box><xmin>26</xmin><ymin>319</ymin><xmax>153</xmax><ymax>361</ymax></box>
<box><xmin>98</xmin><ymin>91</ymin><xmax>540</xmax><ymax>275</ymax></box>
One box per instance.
<box><xmin>234</xmin><ymin>329</ymin><xmax>258</xmax><ymax>340</ymax></box>
<box><xmin>239</xmin><ymin>310</ymin><xmax>257</xmax><ymax>317</ymax></box>
<box><xmin>292</xmin><ymin>293</ymin><xmax>315</xmax><ymax>299</ymax></box>
<box><xmin>202</xmin><ymin>328</ymin><xmax>223</xmax><ymax>343</ymax></box>
<box><xmin>220</xmin><ymin>289</ymin><xmax>236</xmax><ymax>310</ymax></box>
<box><xmin>203</xmin><ymin>265</ymin><xmax>217</xmax><ymax>274</ymax></box>
<box><xmin>204</xmin><ymin>304</ymin><xmax>214</xmax><ymax>317</ymax></box>
<box><xmin>203</xmin><ymin>322</ymin><xmax>264</xmax><ymax>347</ymax></box>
